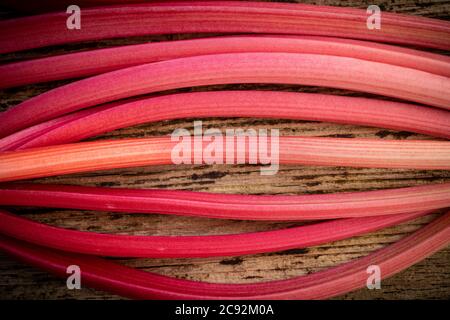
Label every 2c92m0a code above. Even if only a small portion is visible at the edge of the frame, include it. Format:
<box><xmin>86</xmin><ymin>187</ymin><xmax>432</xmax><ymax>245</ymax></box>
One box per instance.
<box><xmin>218</xmin><ymin>304</ymin><xmax>274</xmax><ymax>315</ymax></box>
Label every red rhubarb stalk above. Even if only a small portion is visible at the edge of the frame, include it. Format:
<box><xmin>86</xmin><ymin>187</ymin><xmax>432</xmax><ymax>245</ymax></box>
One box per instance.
<box><xmin>0</xmin><ymin>2</ymin><xmax>449</xmax><ymax>54</ymax></box>
<box><xmin>1</xmin><ymin>52</ymin><xmax>449</xmax><ymax>137</ymax></box>
<box><xmin>2</xmin><ymin>0</ymin><xmax>149</xmax><ymax>12</ymax></box>
<box><xmin>0</xmin><ymin>183</ymin><xmax>449</xmax><ymax>220</ymax></box>
<box><xmin>0</xmin><ymin>209</ymin><xmax>430</xmax><ymax>258</ymax></box>
<box><xmin>1</xmin><ymin>91</ymin><xmax>449</xmax><ymax>152</ymax></box>
<box><xmin>2</xmin><ymin>36</ymin><xmax>450</xmax><ymax>89</ymax></box>
<box><xmin>0</xmin><ymin>106</ymin><xmax>110</xmax><ymax>152</ymax></box>
<box><xmin>1</xmin><ymin>211</ymin><xmax>448</xmax><ymax>299</ymax></box>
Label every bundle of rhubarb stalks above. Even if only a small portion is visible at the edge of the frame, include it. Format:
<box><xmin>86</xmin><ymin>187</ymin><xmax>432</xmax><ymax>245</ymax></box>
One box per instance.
<box><xmin>0</xmin><ymin>0</ymin><xmax>449</xmax><ymax>299</ymax></box>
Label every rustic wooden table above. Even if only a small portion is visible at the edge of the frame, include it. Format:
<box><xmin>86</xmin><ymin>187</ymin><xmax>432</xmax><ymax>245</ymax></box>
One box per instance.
<box><xmin>0</xmin><ymin>0</ymin><xmax>449</xmax><ymax>299</ymax></box>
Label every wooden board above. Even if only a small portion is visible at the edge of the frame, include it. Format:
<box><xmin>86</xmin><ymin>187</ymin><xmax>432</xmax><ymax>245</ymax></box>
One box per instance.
<box><xmin>0</xmin><ymin>0</ymin><xmax>449</xmax><ymax>299</ymax></box>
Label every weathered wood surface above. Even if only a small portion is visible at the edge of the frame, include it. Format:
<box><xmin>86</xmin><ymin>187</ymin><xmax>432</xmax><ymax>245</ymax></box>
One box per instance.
<box><xmin>0</xmin><ymin>0</ymin><xmax>449</xmax><ymax>299</ymax></box>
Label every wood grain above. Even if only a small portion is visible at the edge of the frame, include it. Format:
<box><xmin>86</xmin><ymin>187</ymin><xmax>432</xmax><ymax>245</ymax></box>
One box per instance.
<box><xmin>0</xmin><ymin>0</ymin><xmax>449</xmax><ymax>300</ymax></box>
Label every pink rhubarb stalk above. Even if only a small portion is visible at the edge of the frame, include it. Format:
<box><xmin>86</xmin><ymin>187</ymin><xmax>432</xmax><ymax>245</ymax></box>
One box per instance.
<box><xmin>1</xmin><ymin>52</ymin><xmax>449</xmax><ymax>137</ymax></box>
<box><xmin>1</xmin><ymin>36</ymin><xmax>450</xmax><ymax>89</ymax></box>
<box><xmin>1</xmin><ymin>91</ymin><xmax>449</xmax><ymax>152</ymax></box>
<box><xmin>0</xmin><ymin>2</ymin><xmax>449</xmax><ymax>54</ymax></box>
<box><xmin>1</xmin><ymin>211</ymin><xmax>448</xmax><ymax>299</ymax></box>
<box><xmin>0</xmin><ymin>183</ymin><xmax>449</xmax><ymax>220</ymax></box>
<box><xmin>0</xmin><ymin>209</ymin><xmax>430</xmax><ymax>258</ymax></box>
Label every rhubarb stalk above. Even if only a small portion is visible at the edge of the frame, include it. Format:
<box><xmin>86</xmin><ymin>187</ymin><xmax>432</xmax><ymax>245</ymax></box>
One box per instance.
<box><xmin>1</xmin><ymin>211</ymin><xmax>448</xmax><ymax>299</ymax></box>
<box><xmin>0</xmin><ymin>2</ymin><xmax>449</xmax><ymax>54</ymax></box>
<box><xmin>1</xmin><ymin>52</ymin><xmax>449</xmax><ymax>137</ymax></box>
<box><xmin>1</xmin><ymin>36</ymin><xmax>450</xmax><ymax>89</ymax></box>
<box><xmin>0</xmin><ymin>209</ymin><xmax>431</xmax><ymax>258</ymax></box>
<box><xmin>0</xmin><ymin>137</ymin><xmax>449</xmax><ymax>182</ymax></box>
<box><xmin>1</xmin><ymin>91</ymin><xmax>449</xmax><ymax>152</ymax></box>
<box><xmin>1</xmin><ymin>137</ymin><xmax>449</xmax><ymax>183</ymax></box>
<box><xmin>0</xmin><ymin>183</ymin><xmax>448</xmax><ymax>220</ymax></box>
